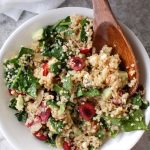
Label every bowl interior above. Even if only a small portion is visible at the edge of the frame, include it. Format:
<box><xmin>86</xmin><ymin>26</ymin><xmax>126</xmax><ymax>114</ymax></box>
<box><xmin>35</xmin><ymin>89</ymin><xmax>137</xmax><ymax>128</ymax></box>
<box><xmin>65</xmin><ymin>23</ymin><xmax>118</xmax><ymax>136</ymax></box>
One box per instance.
<box><xmin>0</xmin><ymin>7</ymin><xmax>150</xmax><ymax>150</ymax></box>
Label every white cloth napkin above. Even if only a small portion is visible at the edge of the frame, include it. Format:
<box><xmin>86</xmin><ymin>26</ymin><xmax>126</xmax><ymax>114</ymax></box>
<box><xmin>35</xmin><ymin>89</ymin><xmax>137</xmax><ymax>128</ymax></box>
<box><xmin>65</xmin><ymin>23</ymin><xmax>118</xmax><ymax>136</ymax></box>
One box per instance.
<box><xmin>0</xmin><ymin>0</ymin><xmax>65</xmax><ymax>21</ymax></box>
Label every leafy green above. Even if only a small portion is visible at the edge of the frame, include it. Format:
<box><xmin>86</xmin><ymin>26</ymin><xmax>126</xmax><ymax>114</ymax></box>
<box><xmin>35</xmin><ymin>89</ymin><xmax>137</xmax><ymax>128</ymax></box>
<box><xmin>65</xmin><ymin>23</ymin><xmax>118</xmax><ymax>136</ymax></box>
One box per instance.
<box><xmin>41</xmin><ymin>17</ymin><xmax>70</xmax><ymax>61</ymax></box>
<box><xmin>96</xmin><ymin>129</ymin><xmax>105</xmax><ymax>139</ymax></box>
<box><xmin>9</xmin><ymin>98</ymin><xmax>17</xmax><ymax>110</ymax></box>
<box><xmin>53</xmin><ymin>84</ymin><xmax>70</xmax><ymax>99</ymax></box>
<box><xmin>53</xmin><ymin>84</ymin><xmax>63</xmax><ymax>94</ymax></box>
<box><xmin>76</xmin><ymin>85</ymin><xmax>84</xmax><ymax>97</ymax></box>
<box><xmin>84</xmin><ymin>88</ymin><xmax>100</xmax><ymax>97</ymax></box>
<box><xmin>46</xmin><ymin>100</ymin><xmax>59</xmax><ymax>108</ymax></box>
<box><xmin>13</xmin><ymin>67</ymin><xmax>38</xmax><ymax>97</ymax></box>
<box><xmin>45</xmin><ymin>134</ymin><xmax>57</xmax><ymax>146</ymax></box>
<box><xmin>18</xmin><ymin>47</ymin><xmax>33</xmax><ymax>58</ymax></box>
<box><xmin>110</xmin><ymin>129</ymin><xmax>119</xmax><ymax>138</ymax></box>
<box><xmin>89</xmin><ymin>145</ymin><xmax>95</xmax><ymax>150</ymax></box>
<box><xmin>63</xmin><ymin>76</ymin><xmax>72</xmax><ymax>92</ymax></box>
<box><xmin>77</xmin><ymin>86</ymin><xmax>100</xmax><ymax>97</ymax></box>
<box><xmin>4</xmin><ymin>46</ymin><xmax>38</xmax><ymax>97</ymax></box>
<box><xmin>5</xmin><ymin>65</ymin><xmax>38</xmax><ymax>97</ymax></box>
<box><xmin>49</xmin><ymin>117</ymin><xmax>64</xmax><ymax>134</ymax></box>
<box><xmin>55</xmin><ymin>16</ymin><xmax>71</xmax><ymax>32</ymax></box>
<box><xmin>4</xmin><ymin>58</ymin><xmax>19</xmax><ymax>66</ymax></box>
<box><xmin>122</xmin><ymin>109</ymin><xmax>148</xmax><ymax>132</ymax></box>
<box><xmin>50</xmin><ymin>62</ymin><xmax>62</xmax><ymax>75</ymax></box>
<box><xmin>15</xmin><ymin>111</ymin><xmax>28</xmax><ymax>122</ymax></box>
<box><xmin>104</xmin><ymin>116</ymin><xmax>122</xmax><ymax>126</ymax></box>
<box><xmin>131</xmin><ymin>93</ymin><xmax>149</xmax><ymax>109</ymax></box>
<box><xmin>80</xmin><ymin>18</ymin><xmax>89</xmax><ymax>42</ymax></box>
<box><xmin>64</xmin><ymin>30</ymin><xmax>74</xmax><ymax>36</ymax></box>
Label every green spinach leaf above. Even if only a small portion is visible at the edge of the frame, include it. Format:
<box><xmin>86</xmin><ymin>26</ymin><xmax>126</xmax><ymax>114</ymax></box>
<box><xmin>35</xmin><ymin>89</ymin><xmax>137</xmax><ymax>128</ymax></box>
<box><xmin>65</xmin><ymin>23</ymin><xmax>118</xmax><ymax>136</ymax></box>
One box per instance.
<box><xmin>80</xmin><ymin>18</ymin><xmax>89</xmax><ymax>42</ymax></box>
<box><xmin>9</xmin><ymin>98</ymin><xmax>17</xmax><ymax>110</ymax></box>
<box><xmin>49</xmin><ymin>117</ymin><xmax>64</xmax><ymax>134</ymax></box>
<box><xmin>15</xmin><ymin>111</ymin><xmax>28</xmax><ymax>122</ymax></box>
<box><xmin>122</xmin><ymin>109</ymin><xmax>148</xmax><ymax>132</ymax></box>
<box><xmin>63</xmin><ymin>76</ymin><xmax>72</xmax><ymax>92</ymax></box>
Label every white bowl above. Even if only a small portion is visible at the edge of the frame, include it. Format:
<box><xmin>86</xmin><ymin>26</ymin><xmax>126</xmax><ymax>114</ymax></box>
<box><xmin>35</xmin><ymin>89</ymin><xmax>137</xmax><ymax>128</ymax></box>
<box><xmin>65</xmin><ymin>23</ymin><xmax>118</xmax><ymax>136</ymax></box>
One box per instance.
<box><xmin>0</xmin><ymin>7</ymin><xmax>150</xmax><ymax>150</ymax></box>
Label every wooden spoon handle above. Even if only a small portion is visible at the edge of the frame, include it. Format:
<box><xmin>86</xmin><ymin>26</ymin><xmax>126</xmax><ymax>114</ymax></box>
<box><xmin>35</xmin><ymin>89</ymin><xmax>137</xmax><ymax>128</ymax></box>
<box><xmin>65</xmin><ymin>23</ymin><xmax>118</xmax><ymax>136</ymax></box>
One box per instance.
<box><xmin>92</xmin><ymin>0</ymin><xmax>118</xmax><ymax>30</ymax></box>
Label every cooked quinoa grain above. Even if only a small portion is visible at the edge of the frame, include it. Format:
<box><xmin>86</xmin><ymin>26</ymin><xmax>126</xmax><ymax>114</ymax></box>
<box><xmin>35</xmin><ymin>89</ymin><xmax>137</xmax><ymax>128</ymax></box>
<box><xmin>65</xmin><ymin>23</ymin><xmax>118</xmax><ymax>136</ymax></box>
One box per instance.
<box><xmin>4</xmin><ymin>15</ymin><xmax>149</xmax><ymax>150</ymax></box>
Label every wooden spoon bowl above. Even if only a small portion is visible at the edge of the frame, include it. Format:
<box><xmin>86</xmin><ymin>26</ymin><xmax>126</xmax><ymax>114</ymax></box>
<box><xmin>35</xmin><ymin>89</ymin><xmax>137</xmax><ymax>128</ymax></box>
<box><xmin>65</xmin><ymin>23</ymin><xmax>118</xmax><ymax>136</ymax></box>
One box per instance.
<box><xmin>92</xmin><ymin>0</ymin><xmax>139</xmax><ymax>95</ymax></box>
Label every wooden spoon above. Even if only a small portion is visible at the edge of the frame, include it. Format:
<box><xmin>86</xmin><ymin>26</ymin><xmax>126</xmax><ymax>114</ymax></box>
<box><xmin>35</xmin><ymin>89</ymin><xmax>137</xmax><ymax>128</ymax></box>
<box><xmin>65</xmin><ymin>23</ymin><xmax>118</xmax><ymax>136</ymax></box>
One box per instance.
<box><xmin>92</xmin><ymin>0</ymin><xmax>139</xmax><ymax>95</ymax></box>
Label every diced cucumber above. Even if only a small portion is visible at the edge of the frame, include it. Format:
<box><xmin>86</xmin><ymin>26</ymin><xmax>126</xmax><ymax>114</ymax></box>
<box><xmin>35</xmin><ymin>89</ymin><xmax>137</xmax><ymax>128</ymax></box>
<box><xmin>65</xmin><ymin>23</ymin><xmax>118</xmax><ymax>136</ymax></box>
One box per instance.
<box><xmin>101</xmin><ymin>88</ymin><xmax>112</xmax><ymax>100</ymax></box>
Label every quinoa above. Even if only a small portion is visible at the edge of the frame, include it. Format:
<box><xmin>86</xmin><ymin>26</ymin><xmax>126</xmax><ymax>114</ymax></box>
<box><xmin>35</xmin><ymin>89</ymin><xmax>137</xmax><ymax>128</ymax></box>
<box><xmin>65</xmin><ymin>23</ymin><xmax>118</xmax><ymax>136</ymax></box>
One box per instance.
<box><xmin>3</xmin><ymin>15</ymin><xmax>149</xmax><ymax>150</ymax></box>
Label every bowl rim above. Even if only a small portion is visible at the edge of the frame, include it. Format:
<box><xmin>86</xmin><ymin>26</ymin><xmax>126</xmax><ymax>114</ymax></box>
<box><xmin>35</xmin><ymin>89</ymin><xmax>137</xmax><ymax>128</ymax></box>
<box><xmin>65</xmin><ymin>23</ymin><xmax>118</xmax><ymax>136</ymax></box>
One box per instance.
<box><xmin>0</xmin><ymin>7</ymin><xmax>150</xmax><ymax>150</ymax></box>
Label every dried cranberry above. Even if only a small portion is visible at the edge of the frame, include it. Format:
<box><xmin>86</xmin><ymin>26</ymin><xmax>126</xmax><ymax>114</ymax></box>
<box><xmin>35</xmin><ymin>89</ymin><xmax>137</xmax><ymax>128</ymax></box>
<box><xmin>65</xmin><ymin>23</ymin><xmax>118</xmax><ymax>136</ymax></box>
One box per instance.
<box><xmin>42</xmin><ymin>63</ymin><xmax>49</xmax><ymax>76</ymax></box>
<box><xmin>63</xmin><ymin>141</ymin><xmax>72</xmax><ymax>150</ymax></box>
<box><xmin>79</xmin><ymin>102</ymin><xmax>96</xmax><ymax>121</ymax></box>
<box><xmin>69</xmin><ymin>57</ymin><xmax>85</xmax><ymax>71</ymax></box>
<box><xmin>34</xmin><ymin>130</ymin><xmax>48</xmax><ymax>141</ymax></box>
<box><xmin>80</xmin><ymin>48</ymin><xmax>90</xmax><ymax>54</ymax></box>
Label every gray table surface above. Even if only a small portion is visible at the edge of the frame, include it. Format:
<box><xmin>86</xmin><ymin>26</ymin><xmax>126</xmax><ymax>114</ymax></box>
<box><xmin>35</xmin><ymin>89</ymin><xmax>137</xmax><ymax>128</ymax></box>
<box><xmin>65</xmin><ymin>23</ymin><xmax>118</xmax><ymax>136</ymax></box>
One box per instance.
<box><xmin>0</xmin><ymin>0</ymin><xmax>150</xmax><ymax>150</ymax></box>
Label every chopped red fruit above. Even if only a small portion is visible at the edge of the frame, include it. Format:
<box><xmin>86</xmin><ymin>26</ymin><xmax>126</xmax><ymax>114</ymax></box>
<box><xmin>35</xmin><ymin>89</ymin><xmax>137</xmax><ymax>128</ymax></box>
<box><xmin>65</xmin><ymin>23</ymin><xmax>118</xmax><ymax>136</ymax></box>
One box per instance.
<box><xmin>79</xmin><ymin>102</ymin><xmax>96</xmax><ymax>121</ymax></box>
<box><xmin>80</xmin><ymin>48</ymin><xmax>90</xmax><ymax>54</ymax></box>
<box><xmin>34</xmin><ymin>116</ymin><xmax>42</xmax><ymax>124</ymax></box>
<box><xmin>39</xmin><ymin>108</ymin><xmax>51</xmax><ymax>122</ymax></box>
<box><xmin>25</xmin><ymin>120</ymin><xmax>34</xmax><ymax>128</ymax></box>
<box><xmin>112</xmin><ymin>98</ymin><xmax>122</xmax><ymax>106</ymax></box>
<box><xmin>34</xmin><ymin>130</ymin><xmax>48</xmax><ymax>141</ymax></box>
<box><xmin>63</xmin><ymin>141</ymin><xmax>72</xmax><ymax>150</ymax></box>
<box><xmin>42</xmin><ymin>63</ymin><xmax>49</xmax><ymax>76</ymax></box>
<box><xmin>69</xmin><ymin>57</ymin><xmax>85</xmax><ymax>71</ymax></box>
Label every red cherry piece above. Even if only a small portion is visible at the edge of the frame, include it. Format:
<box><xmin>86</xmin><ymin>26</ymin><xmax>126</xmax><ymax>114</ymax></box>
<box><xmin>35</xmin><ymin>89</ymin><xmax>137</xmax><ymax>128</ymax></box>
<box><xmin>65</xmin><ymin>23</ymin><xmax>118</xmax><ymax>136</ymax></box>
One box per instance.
<box><xmin>79</xmin><ymin>102</ymin><xmax>96</xmax><ymax>121</ymax></box>
<box><xmin>34</xmin><ymin>130</ymin><xmax>48</xmax><ymax>141</ymax></box>
<box><xmin>34</xmin><ymin>116</ymin><xmax>42</xmax><ymax>124</ymax></box>
<box><xmin>25</xmin><ymin>120</ymin><xmax>34</xmax><ymax>128</ymax></box>
<box><xmin>63</xmin><ymin>141</ymin><xmax>72</xmax><ymax>150</ymax></box>
<box><xmin>80</xmin><ymin>48</ymin><xmax>90</xmax><ymax>54</ymax></box>
<box><xmin>39</xmin><ymin>108</ymin><xmax>51</xmax><ymax>122</ymax></box>
<box><xmin>42</xmin><ymin>63</ymin><xmax>49</xmax><ymax>76</ymax></box>
<box><xmin>69</xmin><ymin>57</ymin><xmax>85</xmax><ymax>71</ymax></box>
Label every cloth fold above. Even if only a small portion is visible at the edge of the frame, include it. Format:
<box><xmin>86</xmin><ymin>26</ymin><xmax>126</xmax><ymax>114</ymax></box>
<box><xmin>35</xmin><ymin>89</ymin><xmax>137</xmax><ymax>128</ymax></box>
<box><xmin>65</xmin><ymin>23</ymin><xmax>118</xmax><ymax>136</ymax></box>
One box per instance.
<box><xmin>0</xmin><ymin>0</ymin><xmax>65</xmax><ymax>21</ymax></box>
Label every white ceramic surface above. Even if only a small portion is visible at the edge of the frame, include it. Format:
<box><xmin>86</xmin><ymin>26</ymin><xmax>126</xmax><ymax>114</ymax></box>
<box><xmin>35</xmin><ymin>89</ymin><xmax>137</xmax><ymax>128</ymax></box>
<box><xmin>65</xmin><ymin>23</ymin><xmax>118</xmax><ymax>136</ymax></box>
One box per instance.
<box><xmin>0</xmin><ymin>7</ymin><xmax>150</xmax><ymax>150</ymax></box>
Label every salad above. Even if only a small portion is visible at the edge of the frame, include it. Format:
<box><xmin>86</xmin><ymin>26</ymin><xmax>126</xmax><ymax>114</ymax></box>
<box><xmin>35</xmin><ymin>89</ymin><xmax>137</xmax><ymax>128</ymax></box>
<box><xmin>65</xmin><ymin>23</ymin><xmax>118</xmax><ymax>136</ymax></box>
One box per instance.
<box><xmin>4</xmin><ymin>15</ymin><xmax>149</xmax><ymax>150</ymax></box>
